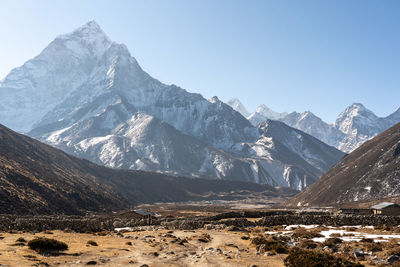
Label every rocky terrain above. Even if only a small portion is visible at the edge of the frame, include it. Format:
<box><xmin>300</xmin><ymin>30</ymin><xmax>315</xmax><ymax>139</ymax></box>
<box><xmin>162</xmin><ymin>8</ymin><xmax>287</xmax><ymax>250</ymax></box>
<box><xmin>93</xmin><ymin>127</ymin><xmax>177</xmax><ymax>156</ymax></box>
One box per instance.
<box><xmin>0</xmin><ymin>123</ymin><xmax>296</xmax><ymax>215</ymax></box>
<box><xmin>0</xmin><ymin>21</ymin><xmax>344</xmax><ymax>189</ymax></box>
<box><xmin>286</xmin><ymin>122</ymin><xmax>400</xmax><ymax>207</ymax></box>
<box><xmin>230</xmin><ymin>99</ymin><xmax>400</xmax><ymax>153</ymax></box>
<box><xmin>1</xmin><ymin>208</ymin><xmax>400</xmax><ymax>266</ymax></box>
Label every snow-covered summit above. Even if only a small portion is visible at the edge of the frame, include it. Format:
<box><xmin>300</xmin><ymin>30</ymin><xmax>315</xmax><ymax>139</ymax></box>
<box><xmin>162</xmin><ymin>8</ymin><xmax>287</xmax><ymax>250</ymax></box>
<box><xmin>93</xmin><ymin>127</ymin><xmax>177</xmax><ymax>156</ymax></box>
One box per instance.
<box><xmin>227</xmin><ymin>98</ymin><xmax>250</xmax><ymax>117</ymax></box>
<box><xmin>335</xmin><ymin>103</ymin><xmax>379</xmax><ymax>137</ymax></box>
<box><xmin>0</xmin><ymin>21</ymin><xmax>345</xmax><ymax>190</ymax></box>
<box><xmin>0</xmin><ymin>21</ymin><xmax>120</xmax><ymax>132</ymax></box>
<box><xmin>56</xmin><ymin>20</ymin><xmax>112</xmax><ymax>57</ymax></box>
<box><xmin>334</xmin><ymin>103</ymin><xmax>378</xmax><ymax>135</ymax></box>
<box><xmin>255</xmin><ymin>104</ymin><xmax>288</xmax><ymax>120</ymax></box>
<box><xmin>243</xmin><ymin>101</ymin><xmax>400</xmax><ymax>153</ymax></box>
<box><xmin>246</xmin><ymin>104</ymin><xmax>287</xmax><ymax>126</ymax></box>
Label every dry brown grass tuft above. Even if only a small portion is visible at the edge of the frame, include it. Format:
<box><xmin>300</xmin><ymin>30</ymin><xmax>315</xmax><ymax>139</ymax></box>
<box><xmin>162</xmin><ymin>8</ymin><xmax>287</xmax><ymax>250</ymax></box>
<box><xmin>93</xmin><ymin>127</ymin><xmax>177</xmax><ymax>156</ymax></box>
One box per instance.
<box><xmin>291</xmin><ymin>228</ymin><xmax>323</xmax><ymax>239</ymax></box>
<box><xmin>251</xmin><ymin>235</ymin><xmax>289</xmax><ymax>254</ymax></box>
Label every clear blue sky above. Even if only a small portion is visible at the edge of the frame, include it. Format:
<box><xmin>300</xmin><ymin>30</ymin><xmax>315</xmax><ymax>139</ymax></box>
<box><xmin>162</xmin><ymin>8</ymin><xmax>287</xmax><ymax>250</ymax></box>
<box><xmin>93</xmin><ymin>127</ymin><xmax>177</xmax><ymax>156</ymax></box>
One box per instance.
<box><xmin>1</xmin><ymin>0</ymin><xmax>399</xmax><ymax>123</ymax></box>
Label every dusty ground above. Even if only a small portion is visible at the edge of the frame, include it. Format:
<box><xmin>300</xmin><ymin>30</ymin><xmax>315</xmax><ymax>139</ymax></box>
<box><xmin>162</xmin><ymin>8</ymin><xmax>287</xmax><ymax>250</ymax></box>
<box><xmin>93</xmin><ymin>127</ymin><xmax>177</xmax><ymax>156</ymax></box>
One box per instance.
<box><xmin>1</xmin><ymin>203</ymin><xmax>400</xmax><ymax>267</ymax></box>
<box><xmin>0</xmin><ymin>228</ymin><xmax>285</xmax><ymax>267</ymax></box>
<box><xmin>1</xmin><ymin>224</ymin><xmax>400</xmax><ymax>266</ymax></box>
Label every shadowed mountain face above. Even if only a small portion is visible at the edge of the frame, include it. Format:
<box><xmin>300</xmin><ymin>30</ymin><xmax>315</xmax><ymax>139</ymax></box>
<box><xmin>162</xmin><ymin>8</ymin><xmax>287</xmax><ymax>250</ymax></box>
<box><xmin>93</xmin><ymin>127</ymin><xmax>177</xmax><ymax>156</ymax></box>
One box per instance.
<box><xmin>0</xmin><ymin>124</ymin><xmax>295</xmax><ymax>215</ymax></box>
<box><xmin>286</xmin><ymin>122</ymin><xmax>400</xmax><ymax>207</ymax></box>
<box><xmin>0</xmin><ymin>21</ymin><xmax>345</xmax><ymax>189</ymax></box>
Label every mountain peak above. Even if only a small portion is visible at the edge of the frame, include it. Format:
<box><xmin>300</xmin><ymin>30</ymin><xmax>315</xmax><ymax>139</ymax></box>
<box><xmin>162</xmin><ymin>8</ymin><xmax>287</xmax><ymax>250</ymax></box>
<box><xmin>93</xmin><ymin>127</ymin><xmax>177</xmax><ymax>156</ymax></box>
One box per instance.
<box><xmin>299</xmin><ymin>111</ymin><xmax>316</xmax><ymax>120</ymax></box>
<box><xmin>227</xmin><ymin>98</ymin><xmax>250</xmax><ymax>117</ymax></box>
<box><xmin>256</xmin><ymin>104</ymin><xmax>269</xmax><ymax>111</ymax></box>
<box><xmin>341</xmin><ymin>103</ymin><xmax>376</xmax><ymax>118</ymax></box>
<box><xmin>386</xmin><ymin>106</ymin><xmax>400</xmax><ymax>122</ymax></box>
<box><xmin>255</xmin><ymin>104</ymin><xmax>287</xmax><ymax>119</ymax></box>
<box><xmin>60</xmin><ymin>20</ymin><xmax>108</xmax><ymax>38</ymax></box>
<box><xmin>55</xmin><ymin>21</ymin><xmax>112</xmax><ymax>57</ymax></box>
<box><xmin>210</xmin><ymin>96</ymin><xmax>220</xmax><ymax>103</ymax></box>
<box><xmin>82</xmin><ymin>20</ymin><xmax>101</xmax><ymax>30</ymax></box>
<box><xmin>349</xmin><ymin>102</ymin><xmax>366</xmax><ymax>110</ymax></box>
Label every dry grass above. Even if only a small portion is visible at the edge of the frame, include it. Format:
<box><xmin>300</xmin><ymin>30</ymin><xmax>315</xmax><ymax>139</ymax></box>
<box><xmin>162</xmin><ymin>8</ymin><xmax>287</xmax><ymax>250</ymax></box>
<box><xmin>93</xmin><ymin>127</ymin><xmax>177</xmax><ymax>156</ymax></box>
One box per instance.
<box><xmin>28</xmin><ymin>237</ymin><xmax>68</xmax><ymax>251</ymax></box>
<box><xmin>291</xmin><ymin>228</ymin><xmax>324</xmax><ymax>239</ymax></box>
<box><xmin>251</xmin><ymin>235</ymin><xmax>289</xmax><ymax>254</ymax></box>
<box><xmin>0</xmin><ymin>229</ymin><xmax>286</xmax><ymax>267</ymax></box>
<box><xmin>284</xmin><ymin>248</ymin><xmax>364</xmax><ymax>267</ymax></box>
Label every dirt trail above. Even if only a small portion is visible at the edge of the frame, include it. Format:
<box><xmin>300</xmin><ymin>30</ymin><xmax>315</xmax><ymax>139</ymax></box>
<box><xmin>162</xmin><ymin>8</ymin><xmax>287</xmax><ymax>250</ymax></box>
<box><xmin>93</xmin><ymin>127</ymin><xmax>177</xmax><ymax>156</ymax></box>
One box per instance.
<box><xmin>0</xmin><ymin>229</ymin><xmax>285</xmax><ymax>267</ymax></box>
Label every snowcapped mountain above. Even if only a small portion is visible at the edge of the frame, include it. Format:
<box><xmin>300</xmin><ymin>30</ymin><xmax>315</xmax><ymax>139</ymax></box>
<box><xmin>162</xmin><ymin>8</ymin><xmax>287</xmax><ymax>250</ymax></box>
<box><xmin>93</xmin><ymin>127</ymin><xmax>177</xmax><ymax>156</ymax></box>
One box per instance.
<box><xmin>233</xmin><ymin>99</ymin><xmax>400</xmax><ymax>153</ymax></box>
<box><xmin>334</xmin><ymin>103</ymin><xmax>394</xmax><ymax>152</ymax></box>
<box><xmin>0</xmin><ymin>21</ymin><xmax>112</xmax><ymax>133</ymax></box>
<box><xmin>227</xmin><ymin>98</ymin><xmax>250</xmax><ymax>117</ymax></box>
<box><xmin>280</xmin><ymin>111</ymin><xmax>344</xmax><ymax>148</ymax></box>
<box><xmin>0</xmin><ymin>21</ymin><xmax>345</xmax><ymax>189</ymax></box>
<box><xmin>385</xmin><ymin>107</ymin><xmax>400</xmax><ymax>124</ymax></box>
<box><xmin>247</xmin><ymin>104</ymin><xmax>288</xmax><ymax>126</ymax></box>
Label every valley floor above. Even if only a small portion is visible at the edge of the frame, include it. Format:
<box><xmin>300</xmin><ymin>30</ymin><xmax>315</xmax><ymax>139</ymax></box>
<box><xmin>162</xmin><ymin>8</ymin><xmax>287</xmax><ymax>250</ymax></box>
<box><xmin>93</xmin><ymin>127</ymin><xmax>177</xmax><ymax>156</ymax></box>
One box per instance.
<box><xmin>1</xmin><ymin>224</ymin><xmax>400</xmax><ymax>266</ymax></box>
<box><xmin>0</xmin><ymin>228</ymin><xmax>285</xmax><ymax>267</ymax></box>
<box><xmin>1</xmin><ymin>204</ymin><xmax>400</xmax><ymax>266</ymax></box>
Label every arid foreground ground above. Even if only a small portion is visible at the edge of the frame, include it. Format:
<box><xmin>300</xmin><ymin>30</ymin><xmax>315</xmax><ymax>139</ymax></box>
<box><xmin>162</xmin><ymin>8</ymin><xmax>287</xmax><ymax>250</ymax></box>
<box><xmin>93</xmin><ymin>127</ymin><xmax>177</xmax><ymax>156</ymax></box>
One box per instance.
<box><xmin>1</xmin><ymin>204</ymin><xmax>400</xmax><ymax>266</ymax></box>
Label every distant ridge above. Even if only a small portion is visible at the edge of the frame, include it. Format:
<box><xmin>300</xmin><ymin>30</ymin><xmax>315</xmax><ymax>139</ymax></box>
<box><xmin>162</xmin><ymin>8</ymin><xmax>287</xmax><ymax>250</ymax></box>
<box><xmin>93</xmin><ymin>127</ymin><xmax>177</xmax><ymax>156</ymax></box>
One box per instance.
<box><xmin>0</xmin><ymin>123</ymin><xmax>294</xmax><ymax>215</ymax></box>
<box><xmin>0</xmin><ymin>21</ymin><xmax>344</xmax><ymax>190</ymax></box>
<box><xmin>227</xmin><ymin>99</ymin><xmax>400</xmax><ymax>153</ymax></box>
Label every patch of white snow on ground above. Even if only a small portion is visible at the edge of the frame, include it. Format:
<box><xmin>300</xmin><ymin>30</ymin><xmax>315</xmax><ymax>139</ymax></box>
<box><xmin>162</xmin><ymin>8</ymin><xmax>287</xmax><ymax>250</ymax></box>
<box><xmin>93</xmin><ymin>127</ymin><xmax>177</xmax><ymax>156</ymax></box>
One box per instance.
<box><xmin>285</xmin><ymin>225</ymin><xmax>319</xmax><ymax>230</ymax></box>
<box><xmin>313</xmin><ymin>229</ymin><xmax>400</xmax><ymax>243</ymax></box>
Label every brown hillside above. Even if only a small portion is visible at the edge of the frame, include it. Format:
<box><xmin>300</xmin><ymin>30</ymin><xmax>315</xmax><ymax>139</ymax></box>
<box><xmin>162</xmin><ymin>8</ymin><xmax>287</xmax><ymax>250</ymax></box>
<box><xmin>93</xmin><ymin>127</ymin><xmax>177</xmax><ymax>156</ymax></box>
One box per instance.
<box><xmin>286</xmin><ymin>122</ymin><xmax>400</xmax><ymax>207</ymax></box>
<box><xmin>0</xmin><ymin>124</ymin><xmax>293</xmax><ymax>214</ymax></box>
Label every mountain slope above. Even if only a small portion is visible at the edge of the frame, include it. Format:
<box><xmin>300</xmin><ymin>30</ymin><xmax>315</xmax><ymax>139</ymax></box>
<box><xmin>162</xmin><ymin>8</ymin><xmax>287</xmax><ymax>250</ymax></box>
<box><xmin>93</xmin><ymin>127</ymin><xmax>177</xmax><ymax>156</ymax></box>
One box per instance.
<box><xmin>286</xmin><ymin>122</ymin><xmax>400</xmax><ymax>207</ymax></box>
<box><xmin>231</xmin><ymin>120</ymin><xmax>345</xmax><ymax>189</ymax></box>
<box><xmin>2</xmin><ymin>21</ymin><xmax>256</xmax><ymax>148</ymax></box>
<box><xmin>0</xmin><ymin>124</ymin><xmax>294</xmax><ymax>215</ymax></box>
<box><xmin>0</xmin><ymin>21</ymin><xmax>344</xmax><ymax>189</ymax></box>
<box><xmin>33</xmin><ymin>110</ymin><xmax>265</xmax><ymax>182</ymax></box>
<box><xmin>334</xmin><ymin>103</ymin><xmax>392</xmax><ymax>152</ymax></box>
<box><xmin>227</xmin><ymin>98</ymin><xmax>250</xmax><ymax>117</ymax></box>
<box><xmin>280</xmin><ymin>111</ymin><xmax>344</xmax><ymax>148</ymax></box>
<box><xmin>236</xmin><ymin>98</ymin><xmax>400</xmax><ymax>153</ymax></box>
<box><xmin>247</xmin><ymin>105</ymin><xmax>287</xmax><ymax>126</ymax></box>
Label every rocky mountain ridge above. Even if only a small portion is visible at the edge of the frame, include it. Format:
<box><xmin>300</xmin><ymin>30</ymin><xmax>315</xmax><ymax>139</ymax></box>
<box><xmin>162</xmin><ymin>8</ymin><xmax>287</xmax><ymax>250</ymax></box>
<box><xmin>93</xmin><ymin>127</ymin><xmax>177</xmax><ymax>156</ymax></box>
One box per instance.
<box><xmin>228</xmin><ymin>99</ymin><xmax>400</xmax><ymax>152</ymax></box>
<box><xmin>0</xmin><ymin>123</ymin><xmax>294</xmax><ymax>214</ymax></box>
<box><xmin>0</xmin><ymin>21</ymin><xmax>344</xmax><ymax>190</ymax></box>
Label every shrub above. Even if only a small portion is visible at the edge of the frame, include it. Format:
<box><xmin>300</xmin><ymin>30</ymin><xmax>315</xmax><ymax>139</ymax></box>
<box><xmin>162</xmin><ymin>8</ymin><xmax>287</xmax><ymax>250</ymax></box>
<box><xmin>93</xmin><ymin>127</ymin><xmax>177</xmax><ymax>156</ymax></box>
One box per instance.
<box><xmin>198</xmin><ymin>233</ymin><xmax>211</xmax><ymax>243</ymax></box>
<box><xmin>323</xmin><ymin>237</ymin><xmax>342</xmax><ymax>248</ymax></box>
<box><xmin>43</xmin><ymin>231</ymin><xmax>54</xmax><ymax>235</ymax></box>
<box><xmin>28</xmin><ymin>237</ymin><xmax>68</xmax><ymax>251</ymax></box>
<box><xmin>251</xmin><ymin>235</ymin><xmax>288</xmax><ymax>254</ymax></box>
<box><xmin>284</xmin><ymin>248</ymin><xmax>364</xmax><ymax>267</ymax></box>
<box><xmin>299</xmin><ymin>239</ymin><xmax>319</xmax><ymax>249</ymax></box>
<box><xmin>292</xmin><ymin>228</ymin><xmax>323</xmax><ymax>239</ymax></box>
<box><xmin>359</xmin><ymin>238</ymin><xmax>373</xmax><ymax>243</ymax></box>
<box><xmin>365</xmin><ymin>242</ymin><xmax>382</xmax><ymax>252</ymax></box>
<box><xmin>87</xmin><ymin>240</ymin><xmax>98</xmax><ymax>246</ymax></box>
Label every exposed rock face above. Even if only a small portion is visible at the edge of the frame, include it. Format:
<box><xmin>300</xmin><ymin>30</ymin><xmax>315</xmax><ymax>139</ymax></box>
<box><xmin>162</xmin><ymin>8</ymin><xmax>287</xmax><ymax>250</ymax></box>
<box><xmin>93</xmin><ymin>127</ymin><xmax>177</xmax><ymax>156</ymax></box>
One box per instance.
<box><xmin>238</xmin><ymin>101</ymin><xmax>400</xmax><ymax>153</ymax></box>
<box><xmin>227</xmin><ymin>98</ymin><xmax>250</xmax><ymax>117</ymax></box>
<box><xmin>247</xmin><ymin>104</ymin><xmax>287</xmax><ymax>126</ymax></box>
<box><xmin>333</xmin><ymin>103</ymin><xmax>394</xmax><ymax>152</ymax></box>
<box><xmin>0</xmin><ymin>124</ymin><xmax>295</xmax><ymax>215</ymax></box>
<box><xmin>0</xmin><ymin>21</ymin><xmax>344</xmax><ymax>189</ymax></box>
<box><xmin>286</xmin><ymin>122</ymin><xmax>400</xmax><ymax>207</ymax></box>
<box><xmin>280</xmin><ymin>111</ymin><xmax>344</xmax><ymax>148</ymax></box>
